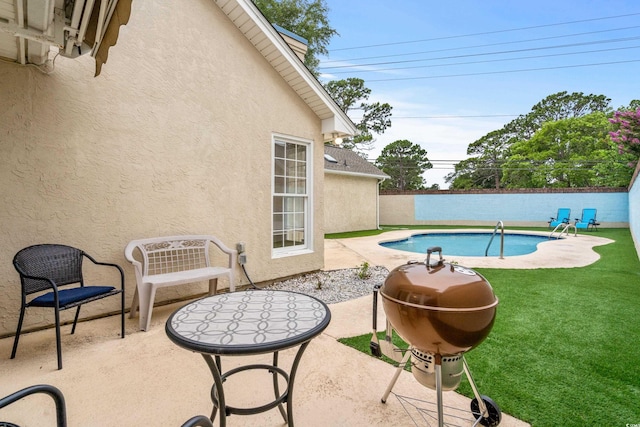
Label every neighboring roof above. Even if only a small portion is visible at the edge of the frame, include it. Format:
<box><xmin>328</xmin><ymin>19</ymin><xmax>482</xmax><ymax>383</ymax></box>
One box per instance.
<box><xmin>324</xmin><ymin>145</ymin><xmax>388</xmax><ymax>180</ymax></box>
<box><xmin>273</xmin><ymin>24</ymin><xmax>308</xmax><ymax>45</ymax></box>
<box><xmin>215</xmin><ymin>0</ymin><xmax>357</xmax><ymax>140</ymax></box>
<box><xmin>0</xmin><ymin>0</ymin><xmax>132</xmax><ymax>76</ymax></box>
<box><xmin>273</xmin><ymin>24</ymin><xmax>308</xmax><ymax>62</ymax></box>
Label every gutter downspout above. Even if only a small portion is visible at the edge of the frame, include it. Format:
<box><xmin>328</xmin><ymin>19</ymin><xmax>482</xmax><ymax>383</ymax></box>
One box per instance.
<box><xmin>377</xmin><ymin>177</ymin><xmax>387</xmax><ymax>230</ymax></box>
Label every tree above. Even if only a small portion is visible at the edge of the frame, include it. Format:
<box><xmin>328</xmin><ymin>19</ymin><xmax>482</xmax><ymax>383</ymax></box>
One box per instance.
<box><xmin>376</xmin><ymin>140</ymin><xmax>432</xmax><ymax>190</ymax></box>
<box><xmin>324</xmin><ymin>77</ymin><xmax>392</xmax><ymax>152</ymax></box>
<box><xmin>501</xmin><ymin>112</ymin><xmax>630</xmax><ymax>188</ymax></box>
<box><xmin>591</xmin><ymin>140</ymin><xmax>636</xmax><ymax>187</ymax></box>
<box><xmin>253</xmin><ymin>0</ymin><xmax>337</xmax><ymax>76</ymax></box>
<box><xmin>524</xmin><ymin>91</ymin><xmax>611</xmax><ymax>128</ymax></box>
<box><xmin>447</xmin><ymin>91</ymin><xmax>614</xmax><ymax>189</ymax></box>
<box><xmin>446</xmin><ymin>125</ymin><xmax>507</xmax><ymax>189</ymax></box>
<box><xmin>609</xmin><ymin>105</ymin><xmax>640</xmax><ymax>168</ymax></box>
<box><xmin>445</xmin><ymin>157</ymin><xmax>497</xmax><ymax>189</ymax></box>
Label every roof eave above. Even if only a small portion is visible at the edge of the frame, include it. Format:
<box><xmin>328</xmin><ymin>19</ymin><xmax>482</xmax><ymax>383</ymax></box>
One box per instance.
<box><xmin>214</xmin><ymin>0</ymin><xmax>357</xmax><ymax>138</ymax></box>
<box><xmin>325</xmin><ymin>169</ymin><xmax>389</xmax><ymax>180</ymax></box>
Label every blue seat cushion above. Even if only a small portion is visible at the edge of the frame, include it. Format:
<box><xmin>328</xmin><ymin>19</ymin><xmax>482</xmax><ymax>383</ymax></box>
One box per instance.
<box><xmin>30</xmin><ymin>286</ymin><xmax>116</xmax><ymax>307</ymax></box>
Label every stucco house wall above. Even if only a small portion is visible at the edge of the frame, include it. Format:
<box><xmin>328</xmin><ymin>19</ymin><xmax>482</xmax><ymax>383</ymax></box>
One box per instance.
<box><xmin>0</xmin><ymin>0</ymin><xmax>345</xmax><ymax>336</ymax></box>
<box><xmin>323</xmin><ymin>145</ymin><xmax>387</xmax><ymax>233</ymax></box>
<box><xmin>379</xmin><ymin>195</ymin><xmax>416</xmax><ymax>226</ymax></box>
<box><xmin>324</xmin><ymin>173</ymin><xmax>379</xmax><ymax>233</ymax></box>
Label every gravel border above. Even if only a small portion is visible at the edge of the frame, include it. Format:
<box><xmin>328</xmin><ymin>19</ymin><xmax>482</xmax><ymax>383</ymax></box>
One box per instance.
<box><xmin>264</xmin><ymin>266</ymin><xmax>388</xmax><ymax>304</ymax></box>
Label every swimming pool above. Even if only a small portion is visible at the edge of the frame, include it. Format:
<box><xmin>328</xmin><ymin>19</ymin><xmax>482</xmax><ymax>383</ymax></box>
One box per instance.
<box><xmin>379</xmin><ymin>232</ymin><xmax>552</xmax><ymax>257</ymax></box>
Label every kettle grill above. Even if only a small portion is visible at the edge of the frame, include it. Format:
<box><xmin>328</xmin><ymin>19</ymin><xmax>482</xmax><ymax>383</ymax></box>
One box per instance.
<box><xmin>370</xmin><ymin>247</ymin><xmax>502</xmax><ymax>426</ymax></box>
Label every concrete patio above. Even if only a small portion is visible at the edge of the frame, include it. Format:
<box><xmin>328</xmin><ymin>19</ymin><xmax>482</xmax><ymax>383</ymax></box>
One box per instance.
<box><xmin>0</xmin><ymin>231</ymin><xmax>612</xmax><ymax>426</ymax></box>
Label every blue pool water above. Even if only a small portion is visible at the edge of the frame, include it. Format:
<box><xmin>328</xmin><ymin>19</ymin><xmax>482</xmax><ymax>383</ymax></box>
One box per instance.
<box><xmin>380</xmin><ymin>232</ymin><xmax>550</xmax><ymax>257</ymax></box>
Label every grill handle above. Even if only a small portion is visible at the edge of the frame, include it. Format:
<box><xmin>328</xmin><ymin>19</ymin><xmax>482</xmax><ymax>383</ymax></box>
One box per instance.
<box><xmin>370</xmin><ymin>284</ymin><xmax>382</xmax><ymax>357</ymax></box>
<box><xmin>372</xmin><ymin>283</ymin><xmax>381</xmax><ymax>330</ymax></box>
<box><xmin>426</xmin><ymin>246</ymin><xmax>443</xmax><ymax>268</ymax></box>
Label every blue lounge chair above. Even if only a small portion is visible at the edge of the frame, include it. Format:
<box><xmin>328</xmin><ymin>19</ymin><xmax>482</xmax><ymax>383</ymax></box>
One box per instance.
<box><xmin>575</xmin><ymin>208</ymin><xmax>600</xmax><ymax>231</ymax></box>
<box><xmin>548</xmin><ymin>208</ymin><xmax>571</xmax><ymax>228</ymax></box>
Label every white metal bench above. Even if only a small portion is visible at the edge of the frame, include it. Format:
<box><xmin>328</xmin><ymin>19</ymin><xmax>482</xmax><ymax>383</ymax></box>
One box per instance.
<box><xmin>124</xmin><ymin>235</ymin><xmax>237</xmax><ymax>331</ymax></box>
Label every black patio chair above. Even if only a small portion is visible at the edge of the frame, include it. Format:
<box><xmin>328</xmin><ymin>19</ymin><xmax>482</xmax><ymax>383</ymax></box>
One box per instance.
<box><xmin>0</xmin><ymin>384</ymin><xmax>67</xmax><ymax>427</ymax></box>
<box><xmin>181</xmin><ymin>416</ymin><xmax>214</xmax><ymax>427</ymax></box>
<box><xmin>10</xmin><ymin>244</ymin><xmax>125</xmax><ymax>370</ymax></box>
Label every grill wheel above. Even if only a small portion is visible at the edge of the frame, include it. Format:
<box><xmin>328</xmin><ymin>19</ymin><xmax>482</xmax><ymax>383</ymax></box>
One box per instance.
<box><xmin>470</xmin><ymin>395</ymin><xmax>502</xmax><ymax>426</ymax></box>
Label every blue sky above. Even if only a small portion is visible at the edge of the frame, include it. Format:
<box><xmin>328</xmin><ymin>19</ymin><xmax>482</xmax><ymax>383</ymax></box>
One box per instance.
<box><xmin>318</xmin><ymin>1</ymin><xmax>640</xmax><ymax>188</ymax></box>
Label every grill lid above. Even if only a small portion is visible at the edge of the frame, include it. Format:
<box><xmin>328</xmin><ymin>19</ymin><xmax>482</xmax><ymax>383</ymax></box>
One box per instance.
<box><xmin>381</xmin><ymin>250</ymin><xmax>497</xmax><ymax>311</ymax></box>
<box><xmin>380</xmin><ymin>247</ymin><xmax>499</xmax><ymax>355</ymax></box>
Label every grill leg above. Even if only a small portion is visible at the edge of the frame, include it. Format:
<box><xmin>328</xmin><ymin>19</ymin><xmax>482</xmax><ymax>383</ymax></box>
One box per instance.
<box><xmin>435</xmin><ymin>355</ymin><xmax>443</xmax><ymax>427</ymax></box>
<box><xmin>463</xmin><ymin>356</ymin><xmax>488</xmax><ymax>416</ymax></box>
<box><xmin>380</xmin><ymin>349</ymin><xmax>412</xmax><ymax>403</ymax></box>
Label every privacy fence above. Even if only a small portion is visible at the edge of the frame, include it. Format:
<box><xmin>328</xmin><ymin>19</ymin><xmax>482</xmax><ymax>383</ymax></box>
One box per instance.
<box><xmin>380</xmin><ymin>177</ymin><xmax>640</xmax><ymax>258</ymax></box>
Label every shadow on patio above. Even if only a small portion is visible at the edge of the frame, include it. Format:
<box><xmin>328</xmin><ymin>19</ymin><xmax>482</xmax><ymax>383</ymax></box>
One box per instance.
<box><xmin>0</xmin><ymin>240</ymin><xmax>530</xmax><ymax>427</ymax></box>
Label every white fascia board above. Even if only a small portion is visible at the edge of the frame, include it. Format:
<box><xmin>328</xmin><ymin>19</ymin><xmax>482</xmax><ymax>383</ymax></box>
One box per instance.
<box><xmin>226</xmin><ymin>0</ymin><xmax>357</xmax><ymax>137</ymax></box>
<box><xmin>325</xmin><ymin>169</ymin><xmax>388</xmax><ymax>180</ymax></box>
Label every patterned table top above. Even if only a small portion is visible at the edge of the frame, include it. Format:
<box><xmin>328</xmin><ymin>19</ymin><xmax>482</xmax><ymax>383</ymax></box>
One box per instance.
<box><xmin>165</xmin><ymin>289</ymin><xmax>331</xmax><ymax>355</ymax></box>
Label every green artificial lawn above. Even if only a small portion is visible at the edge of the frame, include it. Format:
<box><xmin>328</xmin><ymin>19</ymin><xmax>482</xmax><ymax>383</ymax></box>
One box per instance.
<box><xmin>337</xmin><ymin>228</ymin><xmax>640</xmax><ymax>427</ymax></box>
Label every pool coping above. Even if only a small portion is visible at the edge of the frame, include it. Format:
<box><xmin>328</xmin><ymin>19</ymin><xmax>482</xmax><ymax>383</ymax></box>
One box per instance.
<box><xmin>325</xmin><ymin>229</ymin><xmax>615</xmax><ymax>270</ymax></box>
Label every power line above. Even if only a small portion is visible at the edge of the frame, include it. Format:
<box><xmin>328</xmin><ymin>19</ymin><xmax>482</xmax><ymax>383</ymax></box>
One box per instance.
<box><xmin>364</xmin><ymin>58</ymin><xmax>640</xmax><ymax>82</ymax></box>
<box><xmin>350</xmin><ymin>114</ymin><xmax>518</xmax><ymax>120</ymax></box>
<box><xmin>325</xmin><ymin>45</ymin><xmax>640</xmax><ymax>75</ymax></box>
<box><xmin>375</xmin><ymin>161</ymin><xmax>625</xmax><ymax>167</ymax></box>
<box><xmin>323</xmin><ymin>25</ymin><xmax>640</xmax><ymax>64</ymax></box>
<box><xmin>373</xmin><ymin>159</ymin><xmax>631</xmax><ymax>170</ymax></box>
<box><xmin>320</xmin><ymin>36</ymin><xmax>640</xmax><ymax>70</ymax></box>
<box><xmin>330</xmin><ymin>12</ymin><xmax>640</xmax><ymax>51</ymax></box>
<box><xmin>396</xmin><ymin>115</ymin><xmax>518</xmax><ymax>119</ymax></box>
<box><xmin>372</xmin><ymin>157</ymin><xmax>631</xmax><ymax>164</ymax></box>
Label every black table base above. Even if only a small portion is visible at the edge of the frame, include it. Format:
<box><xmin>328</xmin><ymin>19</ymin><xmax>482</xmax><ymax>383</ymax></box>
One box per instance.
<box><xmin>202</xmin><ymin>342</ymin><xmax>310</xmax><ymax>427</ymax></box>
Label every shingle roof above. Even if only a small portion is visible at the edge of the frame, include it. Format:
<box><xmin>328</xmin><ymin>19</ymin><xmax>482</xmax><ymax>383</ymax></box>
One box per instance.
<box><xmin>324</xmin><ymin>145</ymin><xmax>388</xmax><ymax>179</ymax></box>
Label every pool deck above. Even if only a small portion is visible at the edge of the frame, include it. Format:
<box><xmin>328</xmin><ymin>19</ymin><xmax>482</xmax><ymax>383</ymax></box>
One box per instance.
<box><xmin>324</xmin><ymin>228</ymin><xmax>614</xmax><ymax>271</ymax></box>
<box><xmin>0</xmin><ymin>229</ymin><xmax>613</xmax><ymax>426</ymax></box>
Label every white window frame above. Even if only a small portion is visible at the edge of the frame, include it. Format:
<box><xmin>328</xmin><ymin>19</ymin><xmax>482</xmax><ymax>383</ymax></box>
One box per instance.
<box><xmin>271</xmin><ymin>133</ymin><xmax>314</xmax><ymax>258</ymax></box>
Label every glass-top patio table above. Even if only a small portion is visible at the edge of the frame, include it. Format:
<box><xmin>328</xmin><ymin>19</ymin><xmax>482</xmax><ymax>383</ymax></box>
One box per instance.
<box><xmin>165</xmin><ymin>289</ymin><xmax>331</xmax><ymax>426</ymax></box>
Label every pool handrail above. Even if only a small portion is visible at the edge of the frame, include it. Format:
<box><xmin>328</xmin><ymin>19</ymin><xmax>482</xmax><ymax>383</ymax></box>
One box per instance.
<box><xmin>485</xmin><ymin>221</ymin><xmax>504</xmax><ymax>259</ymax></box>
<box><xmin>549</xmin><ymin>222</ymin><xmax>577</xmax><ymax>239</ymax></box>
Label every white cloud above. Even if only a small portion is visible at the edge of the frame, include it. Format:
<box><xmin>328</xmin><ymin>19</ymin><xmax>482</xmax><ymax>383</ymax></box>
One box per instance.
<box><xmin>361</xmin><ymin>88</ymin><xmax>505</xmax><ymax>188</ymax></box>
